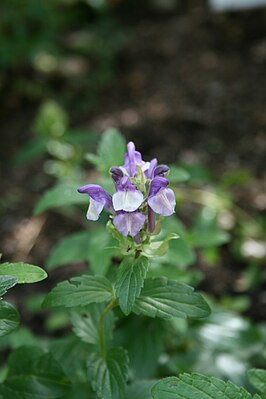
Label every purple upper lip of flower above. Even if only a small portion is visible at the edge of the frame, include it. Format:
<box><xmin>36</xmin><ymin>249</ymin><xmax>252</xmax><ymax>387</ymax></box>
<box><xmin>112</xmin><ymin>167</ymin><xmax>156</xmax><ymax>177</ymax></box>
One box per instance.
<box><xmin>123</xmin><ymin>141</ymin><xmax>150</xmax><ymax>177</ymax></box>
<box><xmin>110</xmin><ymin>167</ymin><xmax>124</xmax><ymax>183</ymax></box>
<box><xmin>77</xmin><ymin>184</ymin><xmax>114</xmax><ymax>221</ymax></box>
<box><xmin>77</xmin><ymin>140</ymin><xmax>176</xmax><ymax>236</ymax></box>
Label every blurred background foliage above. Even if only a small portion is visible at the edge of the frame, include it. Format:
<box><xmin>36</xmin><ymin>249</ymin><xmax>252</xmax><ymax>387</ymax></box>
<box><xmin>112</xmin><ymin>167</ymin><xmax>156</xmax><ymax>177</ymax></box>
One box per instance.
<box><xmin>0</xmin><ymin>0</ymin><xmax>265</xmax><ymax>394</ymax></box>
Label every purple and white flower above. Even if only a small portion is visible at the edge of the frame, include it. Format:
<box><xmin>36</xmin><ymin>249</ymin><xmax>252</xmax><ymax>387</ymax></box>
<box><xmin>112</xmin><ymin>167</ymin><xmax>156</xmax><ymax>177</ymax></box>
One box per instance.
<box><xmin>77</xmin><ymin>184</ymin><xmax>114</xmax><ymax>221</ymax></box>
<box><xmin>77</xmin><ymin>140</ymin><xmax>176</xmax><ymax>238</ymax></box>
<box><xmin>114</xmin><ymin>211</ymin><xmax>146</xmax><ymax>237</ymax></box>
<box><xmin>112</xmin><ymin>176</ymin><xmax>143</xmax><ymax>212</ymax></box>
<box><xmin>148</xmin><ymin>176</ymin><xmax>176</xmax><ymax>217</ymax></box>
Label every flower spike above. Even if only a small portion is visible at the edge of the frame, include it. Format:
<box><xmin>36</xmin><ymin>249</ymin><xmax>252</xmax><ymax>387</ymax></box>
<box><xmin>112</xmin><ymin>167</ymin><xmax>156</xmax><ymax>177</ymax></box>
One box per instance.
<box><xmin>77</xmin><ymin>139</ymin><xmax>176</xmax><ymax>239</ymax></box>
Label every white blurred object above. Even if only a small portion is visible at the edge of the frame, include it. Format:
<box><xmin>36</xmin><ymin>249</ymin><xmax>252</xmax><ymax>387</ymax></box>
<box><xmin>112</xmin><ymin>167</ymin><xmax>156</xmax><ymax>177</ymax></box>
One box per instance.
<box><xmin>209</xmin><ymin>0</ymin><xmax>266</xmax><ymax>11</ymax></box>
<box><xmin>241</xmin><ymin>239</ymin><xmax>266</xmax><ymax>259</ymax></box>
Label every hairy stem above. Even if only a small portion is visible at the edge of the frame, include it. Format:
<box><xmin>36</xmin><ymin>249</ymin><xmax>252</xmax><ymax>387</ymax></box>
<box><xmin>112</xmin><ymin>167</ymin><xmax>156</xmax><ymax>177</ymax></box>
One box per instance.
<box><xmin>99</xmin><ymin>299</ymin><xmax>118</xmax><ymax>357</ymax></box>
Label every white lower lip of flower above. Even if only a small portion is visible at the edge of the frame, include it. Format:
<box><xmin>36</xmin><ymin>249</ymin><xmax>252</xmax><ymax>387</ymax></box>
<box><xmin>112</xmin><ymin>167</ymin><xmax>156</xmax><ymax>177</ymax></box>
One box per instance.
<box><xmin>86</xmin><ymin>198</ymin><xmax>104</xmax><ymax>221</ymax></box>
<box><xmin>148</xmin><ymin>188</ymin><xmax>176</xmax><ymax>216</ymax></box>
<box><xmin>112</xmin><ymin>190</ymin><xmax>144</xmax><ymax>212</ymax></box>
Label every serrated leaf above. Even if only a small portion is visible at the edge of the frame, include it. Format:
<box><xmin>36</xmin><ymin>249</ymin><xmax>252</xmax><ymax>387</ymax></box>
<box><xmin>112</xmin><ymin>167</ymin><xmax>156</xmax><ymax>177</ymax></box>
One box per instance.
<box><xmin>0</xmin><ymin>346</ymin><xmax>71</xmax><ymax>399</ymax></box>
<box><xmin>248</xmin><ymin>369</ymin><xmax>266</xmax><ymax>394</ymax></box>
<box><xmin>115</xmin><ymin>256</ymin><xmax>149</xmax><ymax>315</ymax></box>
<box><xmin>34</xmin><ymin>181</ymin><xmax>87</xmax><ymax>215</ymax></box>
<box><xmin>0</xmin><ymin>276</ymin><xmax>18</xmax><ymax>298</ymax></box>
<box><xmin>151</xmin><ymin>373</ymin><xmax>258</xmax><ymax>399</ymax></box>
<box><xmin>0</xmin><ymin>301</ymin><xmax>20</xmax><ymax>336</ymax></box>
<box><xmin>47</xmin><ymin>231</ymin><xmax>90</xmax><ymax>270</ymax></box>
<box><xmin>43</xmin><ymin>275</ymin><xmax>114</xmax><ymax>308</ymax></box>
<box><xmin>87</xmin><ymin>347</ymin><xmax>129</xmax><ymax>399</ymax></box>
<box><xmin>0</xmin><ymin>263</ymin><xmax>47</xmax><ymax>283</ymax></box>
<box><xmin>71</xmin><ymin>304</ymin><xmax>114</xmax><ymax>345</ymax></box>
<box><xmin>133</xmin><ymin>278</ymin><xmax>210</xmax><ymax>320</ymax></box>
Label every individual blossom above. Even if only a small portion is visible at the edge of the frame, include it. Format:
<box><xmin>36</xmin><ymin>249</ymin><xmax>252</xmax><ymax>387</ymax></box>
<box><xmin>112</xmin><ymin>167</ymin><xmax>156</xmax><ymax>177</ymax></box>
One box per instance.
<box><xmin>112</xmin><ymin>176</ymin><xmax>143</xmax><ymax>212</ymax></box>
<box><xmin>146</xmin><ymin>176</ymin><xmax>175</xmax><ymax>233</ymax></box>
<box><xmin>113</xmin><ymin>211</ymin><xmax>146</xmax><ymax>238</ymax></box>
<box><xmin>148</xmin><ymin>176</ymin><xmax>175</xmax><ymax>217</ymax></box>
<box><xmin>77</xmin><ymin>184</ymin><xmax>114</xmax><ymax>221</ymax></box>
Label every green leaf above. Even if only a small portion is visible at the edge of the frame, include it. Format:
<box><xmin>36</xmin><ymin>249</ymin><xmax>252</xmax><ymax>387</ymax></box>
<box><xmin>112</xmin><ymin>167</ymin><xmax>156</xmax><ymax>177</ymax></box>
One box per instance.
<box><xmin>0</xmin><ymin>346</ymin><xmax>71</xmax><ymax>399</ymax></box>
<box><xmin>127</xmin><ymin>380</ymin><xmax>155</xmax><ymax>399</ymax></box>
<box><xmin>0</xmin><ymin>263</ymin><xmax>47</xmax><ymax>283</ymax></box>
<box><xmin>151</xmin><ymin>373</ymin><xmax>258</xmax><ymax>399</ymax></box>
<box><xmin>125</xmin><ymin>318</ymin><xmax>164</xmax><ymax>379</ymax></box>
<box><xmin>166</xmin><ymin>237</ymin><xmax>196</xmax><ymax>268</ymax></box>
<box><xmin>159</xmin><ymin>218</ymin><xmax>195</xmax><ymax>268</ymax></box>
<box><xmin>181</xmin><ymin>164</ymin><xmax>212</xmax><ymax>183</ymax></box>
<box><xmin>115</xmin><ymin>256</ymin><xmax>149</xmax><ymax>315</ymax></box>
<box><xmin>87</xmin><ymin>347</ymin><xmax>129</xmax><ymax>399</ymax></box>
<box><xmin>12</xmin><ymin>138</ymin><xmax>47</xmax><ymax>166</ymax></box>
<box><xmin>0</xmin><ymin>301</ymin><xmax>20</xmax><ymax>336</ymax></box>
<box><xmin>43</xmin><ymin>275</ymin><xmax>114</xmax><ymax>308</ymax></box>
<box><xmin>169</xmin><ymin>165</ymin><xmax>190</xmax><ymax>183</ymax></box>
<box><xmin>142</xmin><ymin>234</ymin><xmax>179</xmax><ymax>258</ymax></box>
<box><xmin>34</xmin><ymin>181</ymin><xmax>87</xmax><ymax>215</ymax></box>
<box><xmin>248</xmin><ymin>369</ymin><xmax>266</xmax><ymax>394</ymax></box>
<box><xmin>71</xmin><ymin>304</ymin><xmax>114</xmax><ymax>345</ymax></box>
<box><xmin>50</xmin><ymin>336</ymin><xmax>90</xmax><ymax>382</ymax></box>
<box><xmin>33</xmin><ymin>100</ymin><xmax>68</xmax><ymax>138</ymax></box>
<box><xmin>86</xmin><ymin>129</ymin><xmax>126</xmax><ymax>175</ymax></box>
<box><xmin>87</xmin><ymin>228</ymin><xmax>116</xmax><ymax>275</ymax></box>
<box><xmin>190</xmin><ymin>208</ymin><xmax>230</xmax><ymax>248</ymax></box>
<box><xmin>47</xmin><ymin>231</ymin><xmax>90</xmax><ymax>270</ymax></box>
<box><xmin>65</xmin><ymin>129</ymin><xmax>98</xmax><ymax>146</ymax></box>
<box><xmin>97</xmin><ymin>128</ymin><xmax>126</xmax><ymax>173</ymax></box>
<box><xmin>85</xmin><ymin>153</ymin><xmax>101</xmax><ymax>168</ymax></box>
<box><xmin>47</xmin><ymin>228</ymin><xmax>115</xmax><ymax>275</ymax></box>
<box><xmin>133</xmin><ymin>278</ymin><xmax>210</xmax><ymax>320</ymax></box>
<box><xmin>0</xmin><ymin>276</ymin><xmax>18</xmax><ymax>298</ymax></box>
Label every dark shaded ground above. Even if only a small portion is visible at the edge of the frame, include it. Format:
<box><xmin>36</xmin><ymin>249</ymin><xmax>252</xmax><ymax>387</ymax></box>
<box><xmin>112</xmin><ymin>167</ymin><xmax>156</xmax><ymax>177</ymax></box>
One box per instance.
<box><xmin>0</xmin><ymin>2</ymin><xmax>265</xmax><ymax>323</ymax></box>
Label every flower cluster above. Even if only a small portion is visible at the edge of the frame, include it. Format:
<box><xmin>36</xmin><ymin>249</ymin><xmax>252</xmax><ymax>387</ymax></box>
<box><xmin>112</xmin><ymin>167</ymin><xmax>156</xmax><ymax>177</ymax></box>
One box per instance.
<box><xmin>77</xmin><ymin>141</ymin><xmax>176</xmax><ymax>240</ymax></box>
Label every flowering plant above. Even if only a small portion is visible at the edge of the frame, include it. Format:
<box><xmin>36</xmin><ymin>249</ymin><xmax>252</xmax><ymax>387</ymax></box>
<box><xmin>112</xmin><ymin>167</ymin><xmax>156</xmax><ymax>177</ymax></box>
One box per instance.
<box><xmin>77</xmin><ymin>141</ymin><xmax>177</xmax><ymax>256</ymax></box>
<box><xmin>1</xmin><ymin>131</ymin><xmax>264</xmax><ymax>399</ymax></box>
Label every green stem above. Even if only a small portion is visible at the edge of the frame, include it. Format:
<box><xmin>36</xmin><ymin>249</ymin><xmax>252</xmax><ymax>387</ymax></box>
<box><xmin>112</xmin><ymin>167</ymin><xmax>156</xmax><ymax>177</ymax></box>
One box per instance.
<box><xmin>99</xmin><ymin>299</ymin><xmax>118</xmax><ymax>357</ymax></box>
